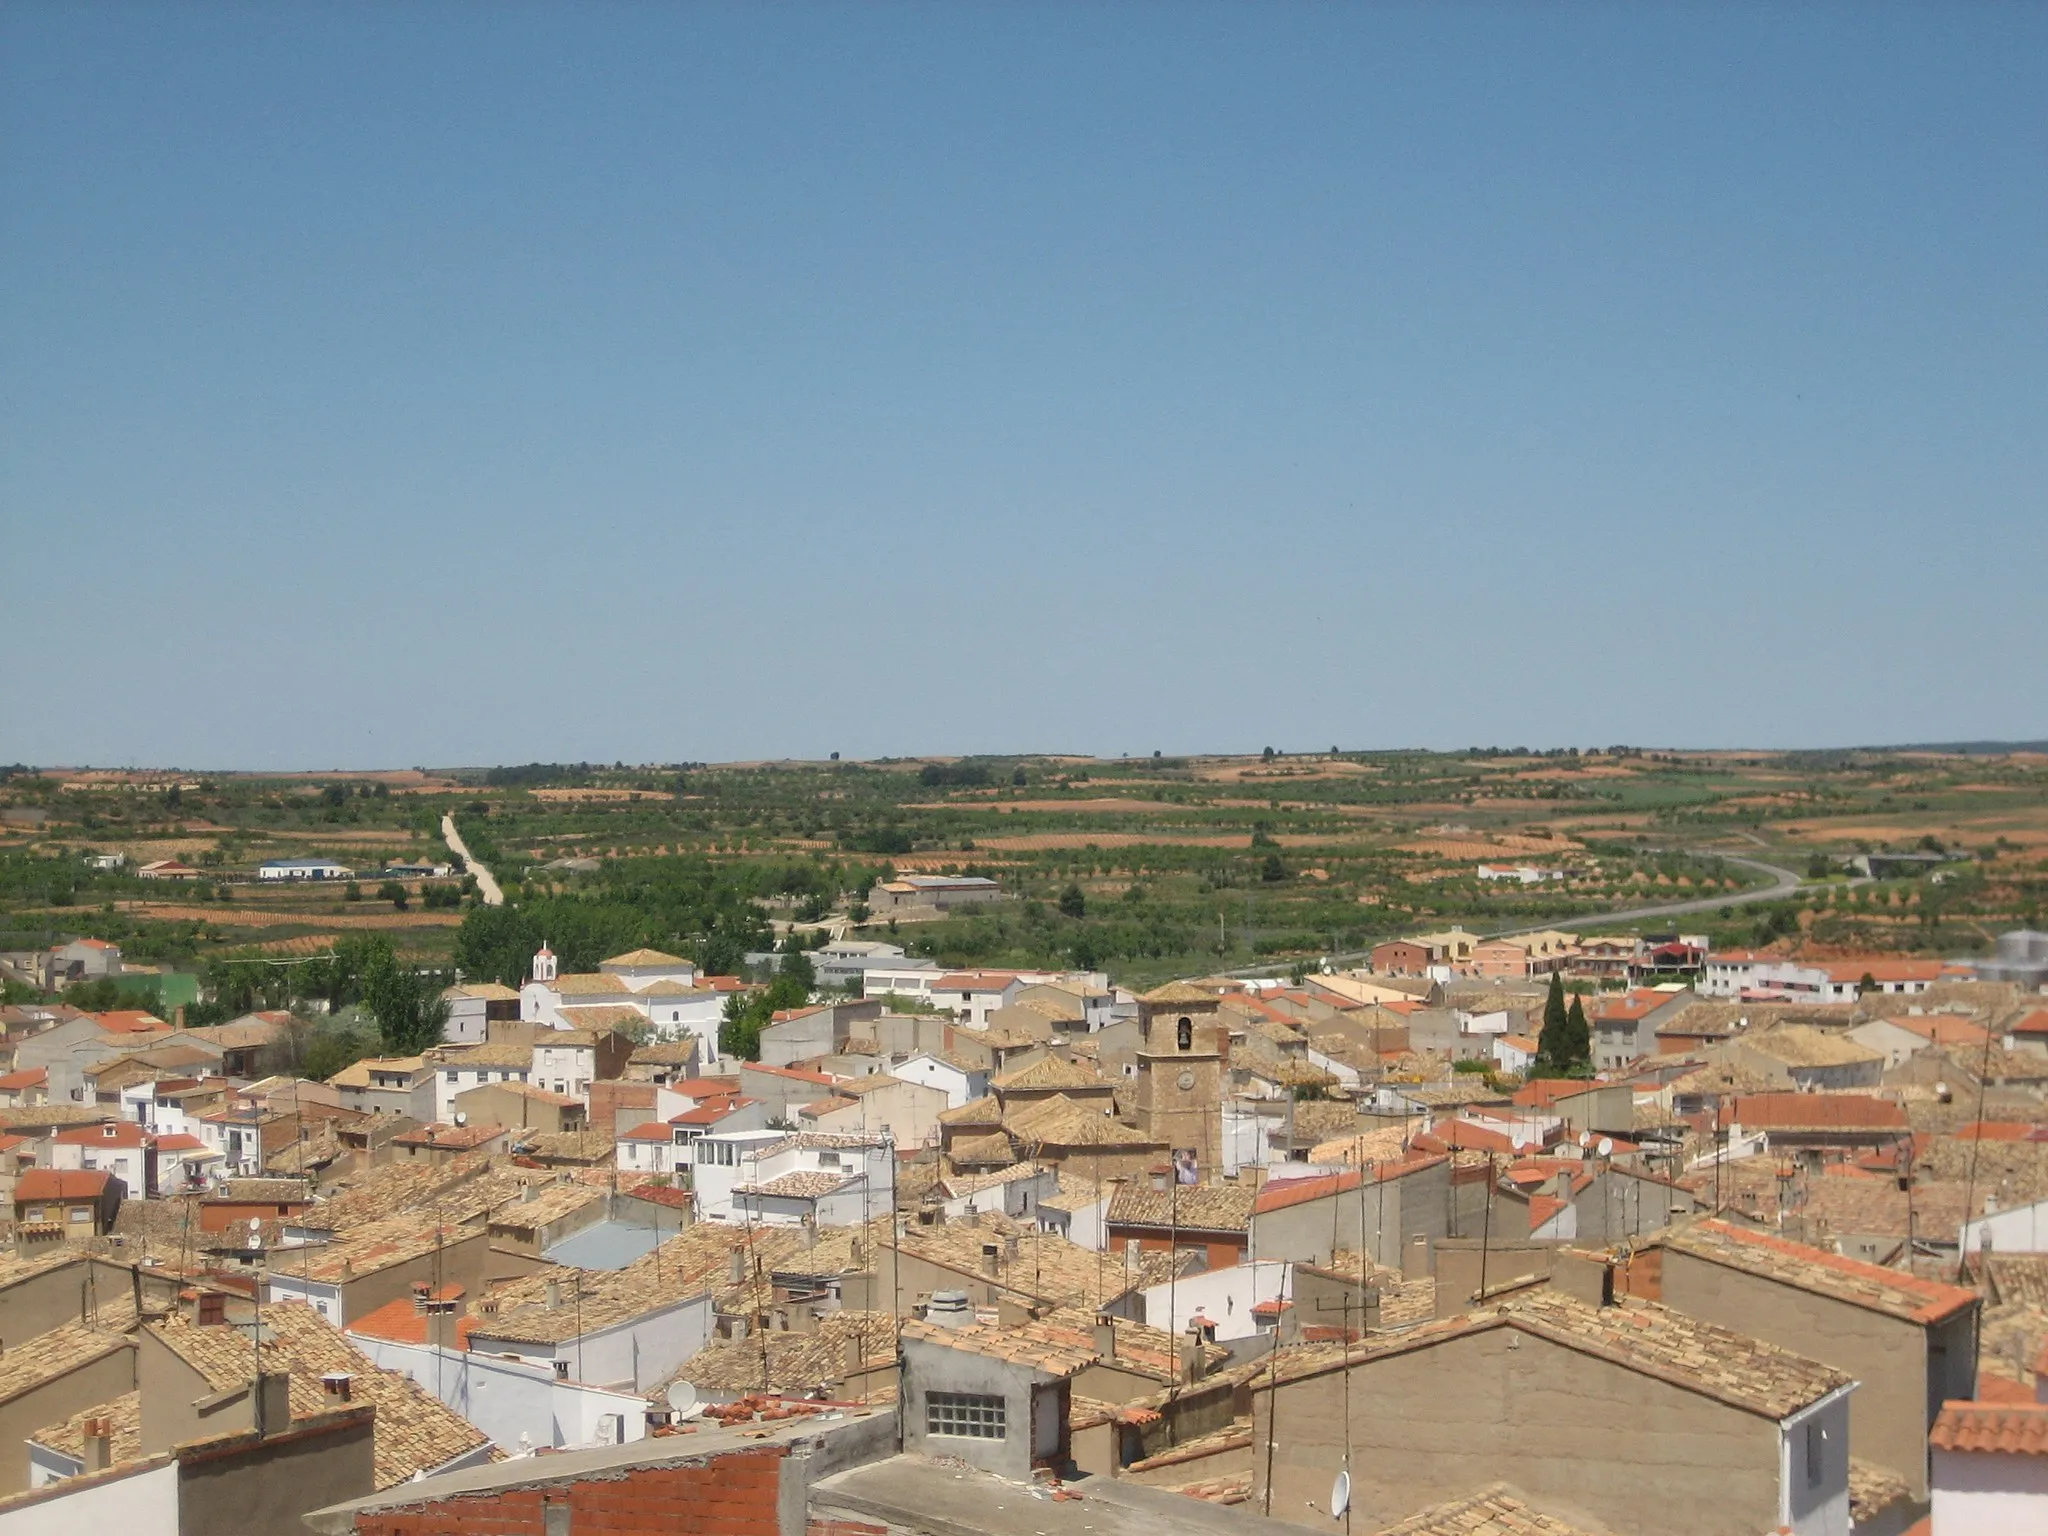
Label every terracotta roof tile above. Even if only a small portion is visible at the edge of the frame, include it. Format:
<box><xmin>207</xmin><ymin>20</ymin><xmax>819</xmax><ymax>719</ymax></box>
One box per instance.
<box><xmin>1369</xmin><ymin>1485</ymin><xmax>1603</xmax><ymax>1536</ymax></box>
<box><xmin>150</xmin><ymin>1305</ymin><xmax>489</xmax><ymax>1486</ymax></box>
<box><xmin>1929</xmin><ymin>1400</ymin><xmax>2048</xmax><ymax>1454</ymax></box>
<box><xmin>1664</xmin><ymin>1218</ymin><xmax>1978</xmax><ymax>1323</ymax></box>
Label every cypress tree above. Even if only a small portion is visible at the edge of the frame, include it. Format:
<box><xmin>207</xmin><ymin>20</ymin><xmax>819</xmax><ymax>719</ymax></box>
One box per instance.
<box><xmin>1564</xmin><ymin>994</ymin><xmax>1592</xmax><ymax>1077</ymax></box>
<box><xmin>1534</xmin><ymin>972</ymin><xmax>1569</xmax><ymax>1076</ymax></box>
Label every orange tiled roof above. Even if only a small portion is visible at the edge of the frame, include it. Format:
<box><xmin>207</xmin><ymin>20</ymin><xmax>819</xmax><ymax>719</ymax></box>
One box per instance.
<box><xmin>1929</xmin><ymin>1400</ymin><xmax>2048</xmax><ymax>1455</ymax></box>
<box><xmin>1664</xmin><ymin>1219</ymin><xmax>1977</xmax><ymax>1324</ymax></box>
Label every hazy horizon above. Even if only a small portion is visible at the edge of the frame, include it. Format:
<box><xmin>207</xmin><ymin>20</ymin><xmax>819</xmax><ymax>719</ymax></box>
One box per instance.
<box><xmin>7</xmin><ymin>5</ymin><xmax>2044</xmax><ymax>770</ymax></box>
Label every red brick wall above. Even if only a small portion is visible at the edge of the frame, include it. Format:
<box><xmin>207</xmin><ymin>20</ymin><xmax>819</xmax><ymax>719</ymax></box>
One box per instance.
<box><xmin>350</xmin><ymin>1447</ymin><xmax>785</xmax><ymax>1536</ymax></box>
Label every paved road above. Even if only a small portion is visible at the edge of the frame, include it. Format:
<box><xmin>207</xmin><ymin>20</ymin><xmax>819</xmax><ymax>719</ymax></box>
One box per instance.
<box><xmin>1220</xmin><ymin>849</ymin><xmax>1809</xmax><ymax>979</ymax></box>
<box><xmin>442</xmin><ymin>813</ymin><xmax>504</xmax><ymax>906</ymax></box>
<box><xmin>1491</xmin><ymin>852</ymin><xmax>1804</xmax><ymax>938</ymax></box>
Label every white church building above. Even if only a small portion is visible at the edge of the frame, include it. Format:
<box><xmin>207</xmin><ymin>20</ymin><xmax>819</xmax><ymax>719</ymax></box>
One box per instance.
<box><xmin>520</xmin><ymin>946</ymin><xmax>728</xmax><ymax>1062</ymax></box>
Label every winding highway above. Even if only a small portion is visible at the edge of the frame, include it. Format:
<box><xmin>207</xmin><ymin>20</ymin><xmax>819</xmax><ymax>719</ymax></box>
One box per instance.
<box><xmin>442</xmin><ymin>813</ymin><xmax>504</xmax><ymax>906</ymax></box>
<box><xmin>1490</xmin><ymin>851</ymin><xmax>1804</xmax><ymax>938</ymax></box>
<box><xmin>1222</xmin><ymin>849</ymin><xmax>1811</xmax><ymax>978</ymax></box>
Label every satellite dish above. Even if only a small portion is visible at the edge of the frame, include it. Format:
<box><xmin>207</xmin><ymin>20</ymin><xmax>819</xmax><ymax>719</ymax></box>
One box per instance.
<box><xmin>1577</xmin><ymin>1131</ymin><xmax>1591</xmax><ymax>1148</ymax></box>
<box><xmin>1331</xmin><ymin>1471</ymin><xmax>1351</xmax><ymax>1518</ymax></box>
<box><xmin>453</xmin><ymin>1112</ymin><xmax>468</xmax><ymax>1128</ymax></box>
<box><xmin>666</xmin><ymin>1382</ymin><xmax>703</xmax><ymax>1420</ymax></box>
<box><xmin>1596</xmin><ymin>1137</ymin><xmax>1614</xmax><ymax>1158</ymax></box>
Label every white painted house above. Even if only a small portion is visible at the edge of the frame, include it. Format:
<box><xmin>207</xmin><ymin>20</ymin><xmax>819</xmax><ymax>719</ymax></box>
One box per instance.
<box><xmin>1930</xmin><ymin>1400</ymin><xmax>2048</xmax><ymax>1536</ymax></box>
<box><xmin>890</xmin><ymin>1051</ymin><xmax>988</xmax><ymax>1109</ymax></box>
<box><xmin>690</xmin><ymin>1128</ymin><xmax>893</xmax><ymax>1226</ymax></box>
<box><xmin>258</xmin><ymin>858</ymin><xmax>354</xmax><ymax>881</ymax></box>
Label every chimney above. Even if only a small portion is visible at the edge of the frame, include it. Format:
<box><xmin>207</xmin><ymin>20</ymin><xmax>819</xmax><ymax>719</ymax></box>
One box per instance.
<box><xmin>981</xmin><ymin>1242</ymin><xmax>1000</xmax><ymax>1277</ymax></box>
<box><xmin>1004</xmin><ymin>1234</ymin><xmax>1020</xmax><ymax>1262</ymax></box>
<box><xmin>1179</xmin><ymin>1325</ymin><xmax>1206</xmax><ymax>1385</ymax></box>
<box><xmin>803</xmin><ymin>1217</ymin><xmax>817</xmax><ymax>1250</ymax></box>
<box><xmin>924</xmin><ymin>1290</ymin><xmax>972</xmax><ymax>1329</ymax></box>
<box><xmin>729</xmin><ymin>1247</ymin><xmax>747</xmax><ymax>1284</ymax></box>
<box><xmin>1093</xmin><ymin>1319</ymin><xmax>1116</xmax><ymax>1360</ymax></box>
<box><xmin>83</xmin><ymin>1416</ymin><xmax>112</xmax><ymax>1472</ymax></box>
<box><xmin>320</xmin><ymin>1371</ymin><xmax>353</xmax><ymax>1403</ymax></box>
<box><xmin>964</xmin><ymin>1207</ymin><xmax>981</xmax><ymax>1228</ymax></box>
<box><xmin>545</xmin><ymin>1279</ymin><xmax>562</xmax><ymax>1311</ymax></box>
<box><xmin>996</xmin><ymin>1297</ymin><xmax>1031</xmax><ymax>1329</ymax></box>
<box><xmin>426</xmin><ymin>1300</ymin><xmax>460</xmax><ymax>1351</ymax></box>
<box><xmin>255</xmin><ymin>1371</ymin><xmax>291</xmax><ymax>1437</ymax></box>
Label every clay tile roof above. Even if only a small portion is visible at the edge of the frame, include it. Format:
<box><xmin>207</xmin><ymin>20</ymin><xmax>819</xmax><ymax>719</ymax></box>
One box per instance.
<box><xmin>14</xmin><ymin>1168</ymin><xmax>113</xmax><ymax>1201</ymax></box>
<box><xmin>1663</xmin><ymin>1218</ymin><xmax>1978</xmax><ymax>1323</ymax></box>
<box><xmin>0</xmin><ymin>1307</ymin><xmax>136</xmax><ymax>1403</ymax></box>
<box><xmin>1369</xmin><ymin>1484</ymin><xmax>1604</xmax><ymax>1536</ymax></box>
<box><xmin>29</xmin><ymin>1390</ymin><xmax>144</xmax><ymax>1467</ymax></box>
<box><xmin>1728</xmin><ymin>1093</ymin><xmax>1908</xmax><ymax>1132</ymax></box>
<box><xmin>737</xmin><ymin>1169</ymin><xmax>852</xmax><ymax>1199</ymax></box>
<box><xmin>602</xmin><ymin>949</ymin><xmax>689</xmax><ymax>968</ymax></box>
<box><xmin>150</xmin><ymin>1305</ymin><xmax>489</xmax><ymax>1487</ymax></box>
<box><xmin>938</xmin><ymin>1094</ymin><xmax>1003</xmax><ymax>1128</ymax></box>
<box><xmin>426</xmin><ymin>1042</ymin><xmax>535</xmax><ymax>1068</ymax></box>
<box><xmin>1253</xmin><ymin>1156</ymin><xmax>1446</xmax><ymax>1214</ymax></box>
<box><xmin>1107</xmin><ymin>1183</ymin><xmax>1255</xmax><ymax>1234</ymax></box>
<box><xmin>1139</xmin><ymin>982</ymin><xmax>1219</xmax><ymax>1006</ymax></box>
<box><xmin>1929</xmin><ymin>1400</ymin><xmax>2048</xmax><ymax>1455</ymax></box>
<box><xmin>945</xmin><ymin>1133</ymin><xmax>1017</xmax><ymax>1167</ymax></box>
<box><xmin>900</xmin><ymin>1315</ymin><xmax>1098</xmax><ymax>1378</ymax></box>
<box><xmin>1742</xmin><ymin>1025</ymin><xmax>1883</xmax><ymax>1068</ymax></box>
<box><xmin>1263</xmin><ymin>1290</ymin><xmax>1850</xmax><ymax>1420</ymax></box>
<box><xmin>992</xmin><ymin>1056</ymin><xmax>1105</xmax><ymax>1093</ymax></box>
<box><xmin>1006</xmin><ymin>1094</ymin><xmax>1158</xmax><ymax>1148</ymax></box>
<box><xmin>672</xmin><ymin>1310</ymin><xmax>898</xmax><ymax>1394</ymax></box>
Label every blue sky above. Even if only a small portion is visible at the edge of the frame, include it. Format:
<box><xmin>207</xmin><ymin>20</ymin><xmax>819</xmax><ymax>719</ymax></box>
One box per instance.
<box><xmin>4</xmin><ymin>4</ymin><xmax>2043</xmax><ymax>769</ymax></box>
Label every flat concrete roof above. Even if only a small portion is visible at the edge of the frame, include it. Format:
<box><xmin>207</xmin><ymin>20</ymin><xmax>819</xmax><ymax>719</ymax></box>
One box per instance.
<box><xmin>814</xmin><ymin>1456</ymin><xmax>1278</xmax><ymax>1536</ymax></box>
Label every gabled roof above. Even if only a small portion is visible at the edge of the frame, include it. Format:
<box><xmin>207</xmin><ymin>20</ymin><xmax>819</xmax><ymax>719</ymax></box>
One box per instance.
<box><xmin>602</xmin><ymin>949</ymin><xmax>690</xmax><ymax>969</ymax></box>
<box><xmin>992</xmin><ymin>1055</ymin><xmax>1105</xmax><ymax>1093</ymax></box>
<box><xmin>901</xmin><ymin>1315</ymin><xmax>1097</xmax><ymax>1379</ymax></box>
<box><xmin>1663</xmin><ymin>1218</ymin><xmax>1977</xmax><ymax>1324</ymax></box>
<box><xmin>151</xmin><ymin>1304</ymin><xmax>489</xmax><ymax>1488</ymax></box>
<box><xmin>1262</xmin><ymin>1288</ymin><xmax>1850</xmax><ymax>1421</ymax></box>
<box><xmin>1370</xmin><ymin>1485</ymin><xmax>1604</xmax><ymax>1536</ymax></box>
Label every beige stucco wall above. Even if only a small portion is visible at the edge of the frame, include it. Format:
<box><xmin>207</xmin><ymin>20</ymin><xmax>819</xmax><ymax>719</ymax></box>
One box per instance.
<box><xmin>1659</xmin><ymin>1248</ymin><xmax>1963</xmax><ymax>1498</ymax></box>
<box><xmin>1251</xmin><ymin>1326</ymin><xmax>1784</xmax><ymax>1536</ymax></box>
<box><xmin>0</xmin><ymin>1344</ymin><xmax>138</xmax><ymax>1494</ymax></box>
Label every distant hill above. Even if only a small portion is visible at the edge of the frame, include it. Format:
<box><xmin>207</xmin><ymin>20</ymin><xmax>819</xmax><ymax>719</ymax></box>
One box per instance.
<box><xmin>1866</xmin><ymin>740</ymin><xmax>2048</xmax><ymax>755</ymax></box>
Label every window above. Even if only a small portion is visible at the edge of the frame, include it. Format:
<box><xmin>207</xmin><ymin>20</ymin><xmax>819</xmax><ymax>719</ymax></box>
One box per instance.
<box><xmin>1177</xmin><ymin>1017</ymin><xmax>1193</xmax><ymax>1051</ymax></box>
<box><xmin>68</xmin><ymin>1206</ymin><xmax>91</xmax><ymax>1223</ymax></box>
<box><xmin>553</xmin><ymin>1359</ymin><xmax>570</xmax><ymax>1380</ymax></box>
<box><xmin>1805</xmin><ymin>1421</ymin><xmax>1824</xmax><ymax>1487</ymax></box>
<box><xmin>926</xmin><ymin>1392</ymin><xmax>1005</xmax><ymax>1440</ymax></box>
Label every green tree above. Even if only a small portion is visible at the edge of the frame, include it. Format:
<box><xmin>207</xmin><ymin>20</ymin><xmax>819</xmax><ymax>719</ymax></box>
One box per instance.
<box><xmin>378</xmin><ymin>880</ymin><xmax>408</xmax><ymax>911</ymax></box>
<box><xmin>1561</xmin><ymin>995</ymin><xmax>1593</xmax><ymax>1077</ymax></box>
<box><xmin>1057</xmin><ymin>883</ymin><xmax>1087</xmax><ymax>919</ymax></box>
<box><xmin>344</xmin><ymin>881</ymin><xmax>362</xmax><ymax>902</ymax></box>
<box><xmin>362</xmin><ymin>947</ymin><xmax>449</xmax><ymax>1055</ymax></box>
<box><xmin>1533</xmin><ymin>973</ymin><xmax>1573</xmax><ymax>1076</ymax></box>
<box><xmin>1260</xmin><ymin>854</ymin><xmax>1287</xmax><ymax>883</ymax></box>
